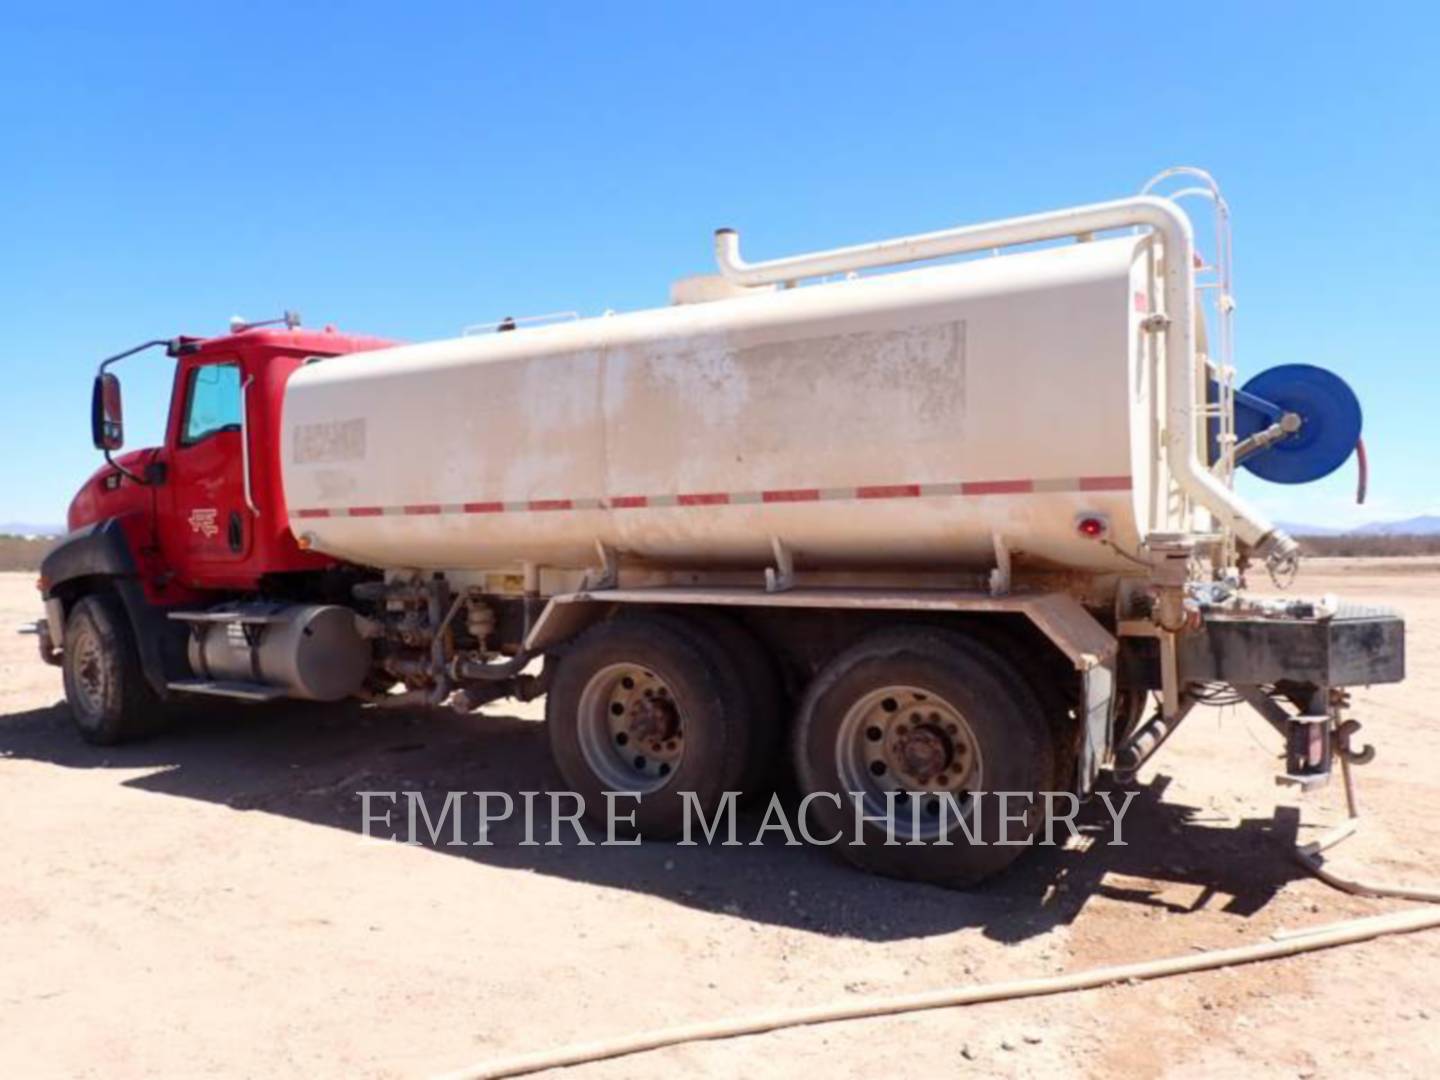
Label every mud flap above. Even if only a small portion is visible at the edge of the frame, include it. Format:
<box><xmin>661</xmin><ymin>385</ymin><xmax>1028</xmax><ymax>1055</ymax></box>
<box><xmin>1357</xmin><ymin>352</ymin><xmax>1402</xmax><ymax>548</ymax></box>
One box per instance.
<box><xmin>1078</xmin><ymin>658</ymin><xmax>1115</xmax><ymax>794</ymax></box>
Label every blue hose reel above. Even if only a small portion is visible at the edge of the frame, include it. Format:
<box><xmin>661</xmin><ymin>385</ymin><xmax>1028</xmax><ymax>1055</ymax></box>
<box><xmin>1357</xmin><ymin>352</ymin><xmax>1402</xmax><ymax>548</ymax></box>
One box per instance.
<box><xmin>1221</xmin><ymin>363</ymin><xmax>1363</xmax><ymax>485</ymax></box>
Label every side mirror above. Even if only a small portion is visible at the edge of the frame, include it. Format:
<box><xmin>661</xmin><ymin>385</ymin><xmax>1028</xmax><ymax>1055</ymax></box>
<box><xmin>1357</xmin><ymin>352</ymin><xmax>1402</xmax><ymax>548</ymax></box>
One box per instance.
<box><xmin>91</xmin><ymin>372</ymin><xmax>124</xmax><ymax>451</ymax></box>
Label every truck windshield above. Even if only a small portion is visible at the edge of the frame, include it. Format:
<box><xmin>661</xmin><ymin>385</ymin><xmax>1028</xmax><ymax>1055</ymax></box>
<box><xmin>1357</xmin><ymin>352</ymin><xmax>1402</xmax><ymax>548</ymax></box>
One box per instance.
<box><xmin>181</xmin><ymin>362</ymin><xmax>242</xmax><ymax>444</ymax></box>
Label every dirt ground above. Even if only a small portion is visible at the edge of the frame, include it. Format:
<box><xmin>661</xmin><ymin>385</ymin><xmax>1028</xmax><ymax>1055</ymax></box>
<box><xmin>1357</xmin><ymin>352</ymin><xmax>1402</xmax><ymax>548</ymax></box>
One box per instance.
<box><xmin>3</xmin><ymin>560</ymin><xmax>1438</xmax><ymax>1078</ymax></box>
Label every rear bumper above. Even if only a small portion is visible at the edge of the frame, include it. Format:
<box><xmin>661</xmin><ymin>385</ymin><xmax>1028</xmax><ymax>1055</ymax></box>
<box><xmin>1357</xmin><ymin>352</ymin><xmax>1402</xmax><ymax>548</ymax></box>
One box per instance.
<box><xmin>1184</xmin><ymin>604</ymin><xmax>1405</xmax><ymax>688</ymax></box>
<box><xmin>1121</xmin><ymin>604</ymin><xmax>1405</xmax><ymax>690</ymax></box>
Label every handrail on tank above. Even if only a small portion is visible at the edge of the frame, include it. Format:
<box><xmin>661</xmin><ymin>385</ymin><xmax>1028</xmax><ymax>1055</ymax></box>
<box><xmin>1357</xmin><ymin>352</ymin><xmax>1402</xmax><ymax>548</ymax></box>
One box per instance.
<box><xmin>712</xmin><ymin>195</ymin><xmax>1297</xmax><ymax>569</ymax></box>
<box><xmin>1141</xmin><ymin>166</ymin><xmax>1241</xmax><ymax>569</ymax></box>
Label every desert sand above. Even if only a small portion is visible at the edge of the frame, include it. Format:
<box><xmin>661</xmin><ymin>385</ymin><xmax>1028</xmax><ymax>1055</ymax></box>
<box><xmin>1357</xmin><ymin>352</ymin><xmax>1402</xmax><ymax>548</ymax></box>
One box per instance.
<box><xmin>2</xmin><ymin>560</ymin><xmax>1437</xmax><ymax>1077</ymax></box>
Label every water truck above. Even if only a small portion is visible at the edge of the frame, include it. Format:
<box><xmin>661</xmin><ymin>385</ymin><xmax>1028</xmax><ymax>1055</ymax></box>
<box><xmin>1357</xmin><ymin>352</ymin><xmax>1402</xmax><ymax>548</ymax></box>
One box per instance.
<box><xmin>34</xmin><ymin>168</ymin><xmax>1401</xmax><ymax>885</ymax></box>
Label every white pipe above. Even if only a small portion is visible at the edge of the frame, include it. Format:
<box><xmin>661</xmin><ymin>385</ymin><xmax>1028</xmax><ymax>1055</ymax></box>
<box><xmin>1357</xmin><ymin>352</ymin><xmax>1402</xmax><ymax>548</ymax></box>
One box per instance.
<box><xmin>713</xmin><ymin>196</ymin><xmax>1296</xmax><ymax>564</ymax></box>
<box><xmin>434</xmin><ymin>762</ymin><xmax>1439</xmax><ymax>1080</ymax></box>
<box><xmin>435</xmin><ymin>905</ymin><xmax>1440</xmax><ymax>1079</ymax></box>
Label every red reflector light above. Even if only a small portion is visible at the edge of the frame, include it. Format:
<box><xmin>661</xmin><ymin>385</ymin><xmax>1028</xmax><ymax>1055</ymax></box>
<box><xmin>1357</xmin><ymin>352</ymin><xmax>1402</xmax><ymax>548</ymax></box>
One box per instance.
<box><xmin>1077</xmin><ymin>516</ymin><xmax>1106</xmax><ymax>539</ymax></box>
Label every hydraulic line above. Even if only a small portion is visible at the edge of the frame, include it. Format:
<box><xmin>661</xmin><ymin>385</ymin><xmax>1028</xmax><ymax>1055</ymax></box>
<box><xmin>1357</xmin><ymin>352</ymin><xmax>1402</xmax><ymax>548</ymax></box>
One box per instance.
<box><xmin>1355</xmin><ymin>436</ymin><xmax>1369</xmax><ymax>505</ymax></box>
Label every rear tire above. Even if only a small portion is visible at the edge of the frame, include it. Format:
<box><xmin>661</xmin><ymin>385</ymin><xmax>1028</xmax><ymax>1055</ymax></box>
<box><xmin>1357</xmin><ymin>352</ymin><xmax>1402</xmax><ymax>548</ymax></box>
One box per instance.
<box><xmin>547</xmin><ymin>614</ymin><xmax>749</xmax><ymax>838</ymax></box>
<box><xmin>687</xmin><ymin>610</ymin><xmax>785</xmax><ymax>799</ymax></box>
<box><xmin>793</xmin><ymin>626</ymin><xmax>1054</xmax><ymax>888</ymax></box>
<box><xmin>61</xmin><ymin>593</ymin><xmax>167</xmax><ymax>746</ymax></box>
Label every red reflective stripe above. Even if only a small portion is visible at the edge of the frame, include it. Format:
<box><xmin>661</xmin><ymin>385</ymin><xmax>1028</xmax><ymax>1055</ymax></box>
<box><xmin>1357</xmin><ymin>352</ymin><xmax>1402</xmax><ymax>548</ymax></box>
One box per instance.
<box><xmin>1078</xmin><ymin>475</ymin><xmax>1133</xmax><ymax>492</ymax></box>
<box><xmin>762</xmin><ymin>488</ymin><xmax>821</xmax><ymax>503</ymax></box>
<box><xmin>961</xmin><ymin>480</ymin><xmax>1033</xmax><ymax>495</ymax></box>
<box><xmin>300</xmin><ymin>477</ymin><xmax>1116</xmax><ymax>519</ymax></box>
<box><xmin>856</xmin><ymin>484</ymin><xmax>922</xmax><ymax>499</ymax></box>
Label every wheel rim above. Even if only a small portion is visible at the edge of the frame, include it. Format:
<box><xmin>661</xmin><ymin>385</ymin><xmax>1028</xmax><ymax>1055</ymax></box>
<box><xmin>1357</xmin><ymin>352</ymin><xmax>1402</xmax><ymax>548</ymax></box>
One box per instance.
<box><xmin>576</xmin><ymin>663</ymin><xmax>686</xmax><ymax>793</ymax></box>
<box><xmin>835</xmin><ymin>684</ymin><xmax>984</xmax><ymax>842</ymax></box>
<box><xmin>69</xmin><ymin>622</ymin><xmax>108</xmax><ymax>723</ymax></box>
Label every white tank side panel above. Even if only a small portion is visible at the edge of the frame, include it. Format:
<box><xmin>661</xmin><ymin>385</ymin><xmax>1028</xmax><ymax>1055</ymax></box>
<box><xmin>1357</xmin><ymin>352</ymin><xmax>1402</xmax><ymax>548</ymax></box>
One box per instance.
<box><xmin>600</xmin><ymin>318</ymin><xmax>967</xmax><ymax>495</ymax></box>
<box><xmin>283</xmin><ymin>235</ymin><xmax>1152</xmax><ymax>575</ymax></box>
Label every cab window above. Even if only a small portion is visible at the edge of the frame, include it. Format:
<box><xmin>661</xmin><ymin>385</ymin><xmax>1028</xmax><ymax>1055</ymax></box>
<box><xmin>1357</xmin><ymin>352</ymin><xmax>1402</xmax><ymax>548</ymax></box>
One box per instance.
<box><xmin>181</xmin><ymin>363</ymin><xmax>242</xmax><ymax>445</ymax></box>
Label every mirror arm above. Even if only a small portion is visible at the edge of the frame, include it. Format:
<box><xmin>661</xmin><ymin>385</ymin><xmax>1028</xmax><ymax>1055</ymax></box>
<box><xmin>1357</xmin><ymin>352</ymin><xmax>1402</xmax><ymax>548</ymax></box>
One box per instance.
<box><xmin>97</xmin><ymin>338</ymin><xmax>174</xmax><ymax>374</ymax></box>
<box><xmin>102</xmin><ymin>447</ymin><xmax>148</xmax><ymax>487</ymax></box>
<box><xmin>92</xmin><ymin>338</ymin><xmax>176</xmax><ymax>487</ymax></box>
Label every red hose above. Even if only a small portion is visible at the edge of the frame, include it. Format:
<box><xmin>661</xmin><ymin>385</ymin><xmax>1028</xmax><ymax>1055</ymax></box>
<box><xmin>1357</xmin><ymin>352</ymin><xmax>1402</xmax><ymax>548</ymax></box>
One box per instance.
<box><xmin>1355</xmin><ymin>437</ymin><xmax>1368</xmax><ymax>505</ymax></box>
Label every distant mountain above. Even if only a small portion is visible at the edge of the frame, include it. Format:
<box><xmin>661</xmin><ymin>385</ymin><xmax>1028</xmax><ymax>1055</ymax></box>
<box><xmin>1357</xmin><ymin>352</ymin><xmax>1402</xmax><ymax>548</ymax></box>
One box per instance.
<box><xmin>1278</xmin><ymin>521</ymin><xmax>1344</xmax><ymax>537</ymax></box>
<box><xmin>1351</xmin><ymin>515</ymin><xmax>1440</xmax><ymax>536</ymax></box>
<box><xmin>0</xmin><ymin>522</ymin><xmax>63</xmax><ymax>537</ymax></box>
<box><xmin>1281</xmin><ymin>515</ymin><xmax>1440</xmax><ymax>537</ymax></box>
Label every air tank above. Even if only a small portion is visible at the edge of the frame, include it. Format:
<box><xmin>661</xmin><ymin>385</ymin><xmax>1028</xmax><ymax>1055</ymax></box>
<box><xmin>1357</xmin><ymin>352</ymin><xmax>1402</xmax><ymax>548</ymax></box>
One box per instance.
<box><xmin>281</xmin><ymin>234</ymin><xmax>1183</xmax><ymax>578</ymax></box>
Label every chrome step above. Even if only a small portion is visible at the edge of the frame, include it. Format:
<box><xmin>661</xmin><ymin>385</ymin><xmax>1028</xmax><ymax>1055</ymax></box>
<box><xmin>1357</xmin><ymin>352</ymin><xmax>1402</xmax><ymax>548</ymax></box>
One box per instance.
<box><xmin>167</xmin><ymin>610</ymin><xmax>288</xmax><ymax>626</ymax></box>
<box><xmin>166</xmin><ymin>679</ymin><xmax>287</xmax><ymax>702</ymax></box>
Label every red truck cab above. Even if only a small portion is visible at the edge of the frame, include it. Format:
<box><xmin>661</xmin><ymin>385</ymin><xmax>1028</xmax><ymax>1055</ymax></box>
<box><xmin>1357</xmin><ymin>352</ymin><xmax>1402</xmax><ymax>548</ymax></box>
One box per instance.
<box><xmin>63</xmin><ymin>325</ymin><xmax>392</xmax><ymax>603</ymax></box>
<box><xmin>37</xmin><ymin>323</ymin><xmax>392</xmax><ymax>744</ymax></box>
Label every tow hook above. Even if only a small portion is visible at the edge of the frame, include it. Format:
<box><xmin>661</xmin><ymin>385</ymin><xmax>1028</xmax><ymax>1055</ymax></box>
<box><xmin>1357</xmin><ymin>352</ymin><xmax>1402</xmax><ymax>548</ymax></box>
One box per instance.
<box><xmin>1335</xmin><ymin>718</ymin><xmax>1376</xmax><ymax>766</ymax></box>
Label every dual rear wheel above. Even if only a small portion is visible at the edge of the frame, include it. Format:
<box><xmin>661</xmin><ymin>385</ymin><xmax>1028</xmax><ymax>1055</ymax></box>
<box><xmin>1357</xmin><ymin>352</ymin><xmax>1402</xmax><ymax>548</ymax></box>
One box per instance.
<box><xmin>548</xmin><ymin>613</ymin><xmax>760</xmax><ymax>838</ymax></box>
<box><xmin>547</xmin><ymin>615</ymin><xmax>1055</xmax><ymax>885</ymax></box>
<box><xmin>794</xmin><ymin>627</ymin><xmax>1053</xmax><ymax>886</ymax></box>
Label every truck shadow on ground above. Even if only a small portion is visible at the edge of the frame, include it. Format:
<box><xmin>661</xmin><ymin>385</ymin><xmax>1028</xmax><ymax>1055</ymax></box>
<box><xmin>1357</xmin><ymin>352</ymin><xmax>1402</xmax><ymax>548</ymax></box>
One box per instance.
<box><xmin>0</xmin><ymin>698</ymin><xmax>1308</xmax><ymax>945</ymax></box>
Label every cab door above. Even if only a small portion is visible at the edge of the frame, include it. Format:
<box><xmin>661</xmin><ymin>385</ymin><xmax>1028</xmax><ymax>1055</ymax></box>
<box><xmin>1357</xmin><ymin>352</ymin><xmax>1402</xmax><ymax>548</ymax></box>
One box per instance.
<box><xmin>159</xmin><ymin>358</ymin><xmax>254</xmax><ymax>585</ymax></box>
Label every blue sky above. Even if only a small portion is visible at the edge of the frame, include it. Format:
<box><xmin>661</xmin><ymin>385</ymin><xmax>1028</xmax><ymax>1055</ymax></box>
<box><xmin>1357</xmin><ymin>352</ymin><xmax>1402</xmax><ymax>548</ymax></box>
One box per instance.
<box><xmin>2</xmin><ymin>2</ymin><xmax>1435</xmax><ymax>529</ymax></box>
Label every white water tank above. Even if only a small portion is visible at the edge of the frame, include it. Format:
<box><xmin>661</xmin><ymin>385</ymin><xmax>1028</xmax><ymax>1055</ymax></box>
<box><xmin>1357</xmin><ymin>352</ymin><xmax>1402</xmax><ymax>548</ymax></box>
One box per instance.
<box><xmin>281</xmin><ymin>234</ymin><xmax>1182</xmax><ymax>577</ymax></box>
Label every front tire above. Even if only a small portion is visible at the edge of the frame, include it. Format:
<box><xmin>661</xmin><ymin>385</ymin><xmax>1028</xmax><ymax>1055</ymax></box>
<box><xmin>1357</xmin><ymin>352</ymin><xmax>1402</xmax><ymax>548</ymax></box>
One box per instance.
<box><xmin>61</xmin><ymin>593</ymin><xmax>166</xmax><ymax>745</ymax></box>
<box><xmin>793</xmin><ymin>627</ymin><xmax>1054</xmax><ymax>888</ymax></box>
